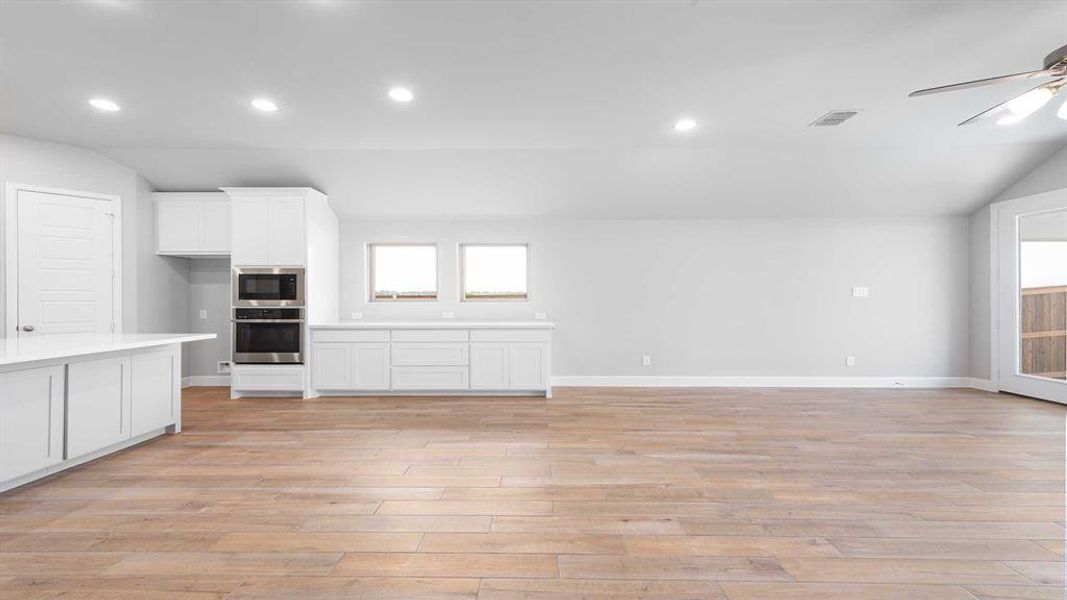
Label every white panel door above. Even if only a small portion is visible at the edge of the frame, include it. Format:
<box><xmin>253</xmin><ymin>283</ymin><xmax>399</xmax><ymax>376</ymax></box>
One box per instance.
<box><xmin>198</xmin><ymin>201</ymin><xmax>231</xmax><ymax>253</ymax></box>
<box><xmin>15</xmin><ymin>190</ymin><xmax>116</xmax><ymax>336</ymax></box>
<box><xmin>131</xmin><ymin>351</ymin><xmax>176</xmax><ymax>436</ymax></box>
<box><xmin>470</xmin><ymin>343</ymin><xmax>509</xmax><ymax>389</ymax></box>
<box><xmin>155</xmin><ymin>200</ymin><xmax>198</xmax><ymax>253</ymax></box>
<box><xmin>0</xmin><ymin>365</ymin><xmax>64</xmax><ymax>482</ymax></box>
<box><xmin>313</xmin><ymin>343</ymin><xmax>352</xmax><ymax>389</ymax></box>
<box><xmin>67</xmin><ymin>356</ymin><xmax>132</xmax><ymax>458</ymax></box>
<box><xmin>268</xmin><ymin>197</ymin><xmax>306</xmax><ymax>264</ymax></box>
<box><xmin>509</xmin><ymin>343</ymin><xmax>548</xmax><ymax>390</ymax></box>
<box><xmin>352</xmin><ymin>343</ymin><xmax>390</xmax><ymax>389</ymax></box>
<box><xmin>230</xmin><ymin>197</ymin><xmax>271</xmax><ymax>265</ymax></box>
<box><xmin>995</xmin><ymin>190</ymin><xmax>1067</xmax><ymax>404</ymax></box>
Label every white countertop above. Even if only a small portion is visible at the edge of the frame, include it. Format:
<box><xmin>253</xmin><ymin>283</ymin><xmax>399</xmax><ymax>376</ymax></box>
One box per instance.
<box><xmin>311</xmin><ymin>321</ymin><xmax>555</xmax><ymax>330</ymax></box>
<box><xmin>0</xmin><ymin>333</ymin><xmax>217</xmax><ymax>367</ymax></box>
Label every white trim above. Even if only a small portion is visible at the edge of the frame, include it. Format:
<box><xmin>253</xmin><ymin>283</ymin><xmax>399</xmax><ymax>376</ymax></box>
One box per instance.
<box><xmin>181</xmin><ymin>375</ymin><xmax>231</xmax><ymax>388</ymax></box>
<box><xmin>4</xmin><ymin>183</ymin><xmax>123</xmax><ymax>338</ymax></box>
<box><xmin>184</xmin><ymin>376</ymin><xmax>993</xmax><ymax>391</ymax></box>
<box><xmin>1</xmin><ymin>427</ymin><xmax>165</xmax><ymax>494</ymax></box>
<box><xmin>551</xmin><ymin>376</ymin><xmax>975</xmax><ymax>389</ymax></box>
<box><xmin>968</xmin><ymin>378</ymin><xmax>998</xmax><ymax>392</ymax></box>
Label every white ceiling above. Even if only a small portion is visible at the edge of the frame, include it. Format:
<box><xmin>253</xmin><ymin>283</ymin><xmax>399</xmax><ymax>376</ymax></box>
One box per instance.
<box><xmin>1</xmin><ymin>0</ymin><xmax>1065</xmax><ymax>218</ymax></box>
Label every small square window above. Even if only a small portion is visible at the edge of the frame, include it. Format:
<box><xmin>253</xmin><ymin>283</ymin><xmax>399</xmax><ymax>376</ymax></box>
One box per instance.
<box><xmin>461</xmin><ymin>244</ymin><xmax>529</xmax><ymax>302</ymax></box>
<box><xmin>369</xmin><ymin>244</ymin><xmax>438</xmax><ymax>302</ymax></box>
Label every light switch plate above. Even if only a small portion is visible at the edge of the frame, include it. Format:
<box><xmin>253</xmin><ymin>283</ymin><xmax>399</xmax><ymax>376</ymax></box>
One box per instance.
<box><xmin>534</xmin><ymin>312</ymin><xmax>546</xmax><ymax>320</ymax></box>
<box><xmin>852</xmin><ymin>286</ymin><xmax>869</xmax><ymax>297</ymax></box>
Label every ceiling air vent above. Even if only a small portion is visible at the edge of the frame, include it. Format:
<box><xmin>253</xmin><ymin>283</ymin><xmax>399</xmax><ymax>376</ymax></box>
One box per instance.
<box><xmin>809</xmin><ymin>110</ymin><xmax>859</xmax><ymax>127</ymax></box>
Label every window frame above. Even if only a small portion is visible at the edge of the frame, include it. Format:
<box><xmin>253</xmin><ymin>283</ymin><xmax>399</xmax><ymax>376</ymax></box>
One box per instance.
<box><xmin>458</xmin><ymin>243</ymin><xmax>531</xmax><ymax>303</ymax></box>
<box><xmin>367</xmin><ymin>242</ymin><xmax>440</xmax><ymax>303</ymax></box>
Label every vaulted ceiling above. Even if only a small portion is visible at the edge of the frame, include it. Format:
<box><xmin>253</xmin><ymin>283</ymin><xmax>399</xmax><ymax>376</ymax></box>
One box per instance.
<box><xmin>1</xmin><ymin>0</ymin><xmax>1065</xmax><ymax>218</ymax></box>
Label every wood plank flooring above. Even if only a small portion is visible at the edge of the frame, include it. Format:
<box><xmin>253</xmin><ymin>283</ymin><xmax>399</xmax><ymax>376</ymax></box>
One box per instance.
<box><xmin>1</xmin><ymin>386</ymin><xmax>1064</xmax><ymax>599</ymax></box>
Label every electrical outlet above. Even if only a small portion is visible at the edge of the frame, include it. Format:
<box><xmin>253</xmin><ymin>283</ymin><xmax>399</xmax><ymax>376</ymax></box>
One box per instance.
<box><xmin>852</xmin><ymin>286</ymin><xmax>869</xmax><ymax>297</ymax></box>
<box><xmin>641</xmin><ymin>355</ymin><xmax>652</xmax><ymax>367</ymax></box>
<box><xmin>350</xmin><ymin>312</ymin><xmax>363</xmax><ymax>320</ymax></box>
<box><xmin>845</xmin><ymin>356</ymin><xmax>856</xmax><ymax>367</ymax></box>
<box><xmin>442</xmin><ymin>312</ymin><xmax>455</xmax><ymax>319</ymax></box>
<box><xmin>534</xmin><ymin>312</ymin><xmax>546</xmax><ymax>320</ymax></box>
<box><xmin>198</xmin><ymin>309</ymin><xmax>208</xmax><ymax>319</ymax></box>
<box><xmin>217</xmin><ymin>361</ymin><xmax>231</xmax><ymax>374</ymax></box>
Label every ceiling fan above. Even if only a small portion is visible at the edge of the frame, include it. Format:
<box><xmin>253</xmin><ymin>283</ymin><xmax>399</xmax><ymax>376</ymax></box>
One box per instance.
<box><xmin>909</xmin><ymin>43</ymin><xmax>1067</xmax><ymax>126</ymax></box>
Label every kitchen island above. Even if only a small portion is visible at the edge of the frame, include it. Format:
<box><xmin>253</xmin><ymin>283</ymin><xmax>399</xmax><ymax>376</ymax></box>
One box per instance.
<box><xmin>0</xmin><ymin>333</ymin><xmax>216</xmax><ymax>491</ymax></box>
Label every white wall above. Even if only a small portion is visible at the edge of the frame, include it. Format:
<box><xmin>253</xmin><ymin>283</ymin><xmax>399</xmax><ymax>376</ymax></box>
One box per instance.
<box><xmin>0</xmin><ymin>134</ymin><xmax>192</xmax><ymax>372</ymax></box>
<box><xmin>339</xmin><ymin>218</ymin><xmax>971</xmax><ymax>378</ymax></box>
<box><xmin>968</xmin><ymin>143</ymin><xmax>1067</xmax><ymax>381</ymax></box>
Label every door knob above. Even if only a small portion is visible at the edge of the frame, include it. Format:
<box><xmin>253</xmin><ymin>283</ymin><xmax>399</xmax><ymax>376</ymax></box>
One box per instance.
<box><xmin>21</xmin><ymin>325</ymin><xmax>34</xmax><ymax>332</ymax></box>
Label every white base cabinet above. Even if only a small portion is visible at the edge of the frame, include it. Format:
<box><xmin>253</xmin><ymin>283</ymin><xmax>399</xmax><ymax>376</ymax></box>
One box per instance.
<box><xmin>310</xmin><ymin>325</ymin><xmax>552</xmax><ymax>396</ymax></box>
<box><xmin>0</xmin><ymin>365</ymin><xmax>64</xmax><ymax>482</ymax></box>
<box><xmin>471</xmin><ymin>342</ymin><xmax>550</xmax><ymax>390</ymax></box>
<box><xmin>0</xmin><ymin>343</ymin><xmax>184</xmax><ymax>492</ymax></box>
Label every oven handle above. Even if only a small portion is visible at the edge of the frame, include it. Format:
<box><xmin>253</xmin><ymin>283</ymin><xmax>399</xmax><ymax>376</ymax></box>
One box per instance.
<box><xmin>232</xmin><ymin>319</ymin><xmax>306</xmax><ymax>323</ymax></box>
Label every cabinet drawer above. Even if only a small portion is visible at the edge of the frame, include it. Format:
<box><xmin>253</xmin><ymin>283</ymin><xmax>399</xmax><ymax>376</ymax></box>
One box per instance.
<box><xmin>391</xmin><ymin>367</ymin><xmax>469</xmax><ymax>390</ymax></box>
<box><xmin>391</xmin><ymin>329</ymin><xmax>469</xmax><ymax>343</ymax></box>
<box><xmin>470</xmin><ymin>329</ymin><xmax>551</xmax><ymax>343</ymax></box>
<box><xmin>314</xmin><ymin>329</ymin><xmax>390</xmax><ymax>343</ymax></box>
<box><xmin>231</xmin><ymin>365</ymin><xmax>305</xmax><ymax>391</ymax></box>
<box><xmin>391</xmin><ymin>343</ymin><xmax>469</xmax><ymax>366</ymax></box>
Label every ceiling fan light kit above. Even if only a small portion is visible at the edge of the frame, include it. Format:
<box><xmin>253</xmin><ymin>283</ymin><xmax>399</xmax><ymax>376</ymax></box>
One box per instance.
<box><xmin>909</xmin><ymin>43</ymin><xmax>1067</xmax><ymax>125</ymax></box>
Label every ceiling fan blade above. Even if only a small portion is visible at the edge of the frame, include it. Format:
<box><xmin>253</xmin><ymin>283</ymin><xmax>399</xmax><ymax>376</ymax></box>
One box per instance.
<box><xmin>909</xmin><ymin>68</ymin><xmax>1059</xmax><ymax>97</ymax></box>
<box><xmin>957</xmin><ymin>79</ymin><xmax>1064</xmax><ymax>126</ymax></box>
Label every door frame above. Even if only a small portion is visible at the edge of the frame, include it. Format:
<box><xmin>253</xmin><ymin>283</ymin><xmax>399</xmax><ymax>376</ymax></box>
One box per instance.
<box><xmin>4</xmin><ymin>183</ymin><xmax>123</xmax><ymax>337</ymax></box>
<box><xmin>989</xmin><ymin>188</ymin><xmax>1067</xmax><ymax>402</ymax></box>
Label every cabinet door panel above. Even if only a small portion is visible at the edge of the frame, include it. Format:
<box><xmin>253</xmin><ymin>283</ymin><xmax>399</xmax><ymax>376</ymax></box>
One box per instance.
<box><xmin>352</xmin><ymin>343</ymin><xmax>390</xmax><ymax>390</ymax></box>
<box><xmin>198</xmin><ymin>201</ymin><xmax>231</xmax><ymax>253</ymax></box>
<box><xmin>470</xmin><ymin>343</ymin><xmax>509</xmax><ymax>389</ymax></box>
<box><xmin>131</xmin><ymin>351</ymin><xmax>175</xmax><ymax>436</ymax></box>
<box><xmin>391</xmin><ymin>343</ymin><xmax>469</xmax><ymax>366</ymax></box>
<box><xmin>156</xmin><ymin>201</ymin><xmax>199</xmax><ymax>254</ymax></box>
<box><xmin>313</xmin><ymin>343</ymin><xmax>352</xmax><ymax>390</ymax></box>
<box><xmin>0</xmin><ymin>366</ymin><xmax>64</xmax><ymax>482</ymax></box>
<box><xmin>230</xmin><ymin>197</ymin><xmax>271</xmax><ymax>265</ymax></box>
<box><xmin>509</xmin><ymin>344</ymin><xmax>548</xmax><ymax>390</ymax></box>
<box><xmin>391</xmin><ymin>367</ymin><xmax>469</xmax><ymax>390</ymax></box>
<box><xmin>67</xmin><ymin>356</ymin><xmax>132</xmax><ymax>458</ymax></box>
<box><xmin>268</xmin><ymin>197</ymin><xmax>306</xmax><ymax>265</ymax></box>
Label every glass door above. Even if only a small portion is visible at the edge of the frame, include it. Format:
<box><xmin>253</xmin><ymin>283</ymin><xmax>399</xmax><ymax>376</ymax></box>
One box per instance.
<box><xmin>996</xmin><ymin>189</ymin><xmax>1067</xmax><ymax>404</ymax></box>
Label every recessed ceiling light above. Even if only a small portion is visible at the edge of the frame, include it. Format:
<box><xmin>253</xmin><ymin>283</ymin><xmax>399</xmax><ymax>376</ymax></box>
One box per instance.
<box><xmin>251</xmin><ymin>98</ymin><xmax>279</xmax><ymax>113</ymax></box>
<box><xmin>88</xmin><ymin>98</ymin><xmax>121</xmax><ymax>112</ymax></box>
<box><xmin>388</xmin><ymin>87</ymin><xmax>415</xmax><ymax>103</ymax></box>
<box><xmin>673</xmin><ymin>117</ymin><xmax>698</xmax><ymax>132</ymax></box>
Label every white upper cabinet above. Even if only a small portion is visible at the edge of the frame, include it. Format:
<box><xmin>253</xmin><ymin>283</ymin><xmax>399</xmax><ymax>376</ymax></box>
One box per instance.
<box><xmin>155</xmin><ymin>193</ymin><xmax>230</xmax><ymax>257</ymax></box>
<box><xmin>223</xmin><ymin>188</ymin><xmax>316</xmax><ymax>266</ymax></box>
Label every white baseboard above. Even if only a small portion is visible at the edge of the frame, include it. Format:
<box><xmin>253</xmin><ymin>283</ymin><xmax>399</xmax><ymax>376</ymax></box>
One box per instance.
<box><xmin>182</xmin><ymin>374</ymin><xmax>995</xmax><ymax>392</ymax></box>
<box><xmin>551</xmin><ymin>375</ymin><xmax>977</xmax><ymax>389</ymax></box>
<box><xmin>182</xmin><ymin>375</ymin><xmax>230</xmax><ymax>388</ymax></box>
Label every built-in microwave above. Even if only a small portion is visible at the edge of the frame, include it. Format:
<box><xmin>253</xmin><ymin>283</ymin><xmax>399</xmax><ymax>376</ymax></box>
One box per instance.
<box><xmin>233</xmin><ymin>267</ymin><xmax>305</xmax><ymax>307</ymax></box>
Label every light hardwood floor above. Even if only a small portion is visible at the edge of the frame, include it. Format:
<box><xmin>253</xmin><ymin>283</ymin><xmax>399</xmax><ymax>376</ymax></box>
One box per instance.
<box><xmin>1</xmin><ymin>386</ymin><xmax>1064</xmax><ymax>599</ymax></box>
